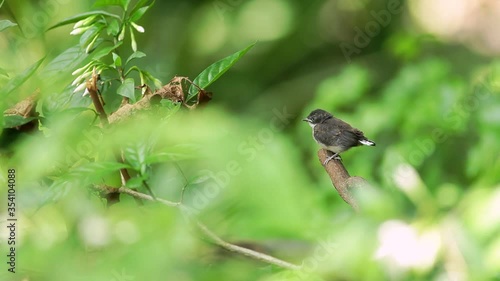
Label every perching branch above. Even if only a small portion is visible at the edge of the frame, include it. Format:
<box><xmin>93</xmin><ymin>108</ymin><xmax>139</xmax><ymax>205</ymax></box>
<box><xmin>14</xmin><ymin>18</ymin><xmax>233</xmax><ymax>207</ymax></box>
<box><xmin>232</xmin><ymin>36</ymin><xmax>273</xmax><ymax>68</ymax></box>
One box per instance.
<box><xmin>86</xmin><ymin>69</ymin><xmax>108</xmax><ymax>125</ymax></box>
<box><xmin>318</xmin><ymin>149</ymin><xmax>370</xmax><ymax>211</ymax></box>
<box><xmin>94</xmin><ymin>185</ymin><xmax>301</xmax><ymax>271</ymax></box>
<box><xmin>86</xmin><ymin>69</ymin><xmax>135</xmax><ymax>206</ymax></box>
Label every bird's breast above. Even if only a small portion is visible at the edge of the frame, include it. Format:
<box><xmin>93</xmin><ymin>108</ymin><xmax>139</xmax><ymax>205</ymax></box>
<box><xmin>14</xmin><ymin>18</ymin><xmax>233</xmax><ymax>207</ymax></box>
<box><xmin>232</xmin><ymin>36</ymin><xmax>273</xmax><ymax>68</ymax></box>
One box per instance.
<box><xmin>314</xmin><ymin>139</ymin><xmax>344</xmax><ymax>153</ymax></box>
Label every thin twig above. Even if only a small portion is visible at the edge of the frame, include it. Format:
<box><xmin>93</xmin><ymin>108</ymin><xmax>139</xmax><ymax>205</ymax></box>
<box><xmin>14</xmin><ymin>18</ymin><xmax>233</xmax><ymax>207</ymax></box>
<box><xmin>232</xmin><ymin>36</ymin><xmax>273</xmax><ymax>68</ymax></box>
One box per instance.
<box><xmin>87</xmin><ymin>69</ymin><xmax>108</xmax><ymax>125</ymax></box>
<box><xmin>193</xmin><ymin>218</ymin><xmax>301</xmax><ymax>271</ymax></box>
<box><xmin>93</xmin><ymin>185</ymin><xmax>300</xmax><ymax>270</ymax></box>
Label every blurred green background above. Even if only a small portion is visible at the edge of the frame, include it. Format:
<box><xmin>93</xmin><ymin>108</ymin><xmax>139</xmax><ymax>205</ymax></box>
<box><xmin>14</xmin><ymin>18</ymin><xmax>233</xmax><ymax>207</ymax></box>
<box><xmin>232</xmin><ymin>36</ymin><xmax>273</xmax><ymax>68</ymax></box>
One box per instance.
<box><xmin>1</xmin><ymin>0</ymin><xmax>500</xmax><ymax>280</ymax></box>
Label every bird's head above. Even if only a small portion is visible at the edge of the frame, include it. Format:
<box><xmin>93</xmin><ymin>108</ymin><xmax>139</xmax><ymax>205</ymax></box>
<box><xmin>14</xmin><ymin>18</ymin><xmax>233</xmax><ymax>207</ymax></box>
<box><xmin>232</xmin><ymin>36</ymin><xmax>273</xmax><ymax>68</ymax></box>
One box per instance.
<box><xmin>303</xmin><ymin>109</ymin><xmax>333</xmax><ymax>127</ymax></box>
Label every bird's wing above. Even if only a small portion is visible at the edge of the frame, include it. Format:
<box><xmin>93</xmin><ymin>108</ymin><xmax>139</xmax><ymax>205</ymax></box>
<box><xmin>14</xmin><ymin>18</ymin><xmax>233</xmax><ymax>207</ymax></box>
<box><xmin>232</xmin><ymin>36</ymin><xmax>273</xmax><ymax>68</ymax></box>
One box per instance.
<box><xmin>329</xmin><ymin>118</ymin><xmax>366</xmax><ymax>146</ymax></box>
<box><xmin>337</xmin><ymin>128</ymin><xmax>363</xmax><ymax>147</ymax></box>
<box><xmin>314</xmin><ymin>123</ymin><xmax>341</xmax><ymax>146</ymax></box>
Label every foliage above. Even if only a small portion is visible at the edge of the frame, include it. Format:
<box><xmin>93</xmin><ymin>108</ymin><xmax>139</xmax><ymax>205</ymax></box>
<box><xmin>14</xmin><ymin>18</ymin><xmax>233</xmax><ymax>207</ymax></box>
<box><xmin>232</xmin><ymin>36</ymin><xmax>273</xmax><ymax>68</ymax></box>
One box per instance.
<box><xmin>1</xmin><ymin>1</ymin><xmax>499</xmax><ymax>281</ymax></box>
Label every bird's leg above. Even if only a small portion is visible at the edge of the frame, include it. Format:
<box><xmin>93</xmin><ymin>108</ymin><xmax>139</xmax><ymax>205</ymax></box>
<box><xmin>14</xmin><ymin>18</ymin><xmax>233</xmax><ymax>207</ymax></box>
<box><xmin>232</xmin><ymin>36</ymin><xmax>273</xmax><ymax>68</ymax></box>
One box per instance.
<box><xmin>323</xmin><ymin>153</ymin><xmax>342</xmax><ymax>165</ymax></box>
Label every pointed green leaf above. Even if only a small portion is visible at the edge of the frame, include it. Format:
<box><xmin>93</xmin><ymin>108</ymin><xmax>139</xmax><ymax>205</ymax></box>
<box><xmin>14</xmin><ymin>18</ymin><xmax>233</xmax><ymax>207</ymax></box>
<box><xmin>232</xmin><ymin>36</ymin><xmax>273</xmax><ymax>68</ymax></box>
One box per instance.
<box><xmin>3</xmin><ymin>115</ymin><xmax>37</xmax><ymax>128</ymax></box>
<box><xmin>0</xmin><ymin>20</ymin><xmax>17</xmax><ymax>32</ymax></box>
<box><xmin>130</xmin><ymin>0</ymin><xmax>154</xmax><ymax>16</ymax></box>
<box><xmin>130</xmin><ymin>0</ymin><xmax>155</xmax><ymax>22</ymax></box>
<box><xmin>138</xmin><ymin>69</ymin><xmax>162</xmax><ymax>90</ymax></box>
<box><xmin>188</xmin><ymin>42</ymin><xmax>255</xmax><ymax>101</ymax></box>
<box><xmin>1</xmin><ymin>57</ymin><xmax>45</xmax><ymax>96</ymax></box>
<box><xmin>106</xmin><ymin>19</ymin><xmax>120</xmax><ymax>36</ymax></box>
<box><xmin>44</xmin><ymin>45</ymin><xmax>87</xmax><ymax>79</ymax></box>
<box><xmin>117</xmin><ymin>78</ymin><xmax>135</xmax><ymax>102</ymax></box>
<box><xmin>79</xmin><ymin>26</ymin><xmax>101</xmax><ymax>48</ymax></box>
<box><xmin>125</xmin><ymin>51</ymin><xmax>146</xmax><ymax>65</ymax></box>
<box><xmin>67</xmin><ymin>161</ymin><xmax>130</xmax><ymax>179</ymax></box>
<box><xmin>91</xmin><ymin>41</ymin><xmax>123</xmax><ymax>60</ymax></box>
<box><xmin>123</xmin><ymin>143</ymin><xmax>148</xmax><ymax>174</ymax></box>
<box><xmin>47</xmin><ymin>11</ymin><xmax>120</xmax><ymax>31</ymax></box>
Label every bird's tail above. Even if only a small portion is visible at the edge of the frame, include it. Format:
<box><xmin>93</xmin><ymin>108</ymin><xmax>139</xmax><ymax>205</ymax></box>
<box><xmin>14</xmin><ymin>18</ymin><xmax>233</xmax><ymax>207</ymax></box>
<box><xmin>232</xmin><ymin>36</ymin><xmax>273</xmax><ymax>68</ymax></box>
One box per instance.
<box><xmin>359</xmin><ymin>138</ymin><xmax>376</xmax><ymax>146</ymax></box>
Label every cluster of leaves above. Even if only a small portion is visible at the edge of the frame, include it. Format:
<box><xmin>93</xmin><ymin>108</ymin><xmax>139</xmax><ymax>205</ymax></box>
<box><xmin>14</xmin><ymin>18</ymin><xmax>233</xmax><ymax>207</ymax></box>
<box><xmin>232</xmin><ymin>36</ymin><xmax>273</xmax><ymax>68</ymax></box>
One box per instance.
<box><xmin>48</xmin><ymin>0</ymin><xmax>158</xmax><ymax>100</ymax></box>
<box><xmin>1</xmin><ymin>0</ymin><xmax>255</xmax><ymax>202</ymax></box>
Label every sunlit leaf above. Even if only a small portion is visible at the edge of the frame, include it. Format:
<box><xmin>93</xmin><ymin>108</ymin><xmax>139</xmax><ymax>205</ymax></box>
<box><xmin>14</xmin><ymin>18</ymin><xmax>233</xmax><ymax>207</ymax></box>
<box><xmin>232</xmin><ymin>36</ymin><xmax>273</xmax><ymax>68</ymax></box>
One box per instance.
<box><xmin>0</xmin><ymin>20</ymin><xmax>17</xmax><ymax>32</ymax></box>
<box><xmin>0</xmin><ymin>57</ymin><xmax>45</xmax><ymax>96</ymax></box>
<box><xmin>187</xmin><ymin>42</ymin><xmax>255</xmax><ymax>101</ymax></box>
<box><xmin>47</xmin><ymin>11</ymin><xmax>120</xmax><ymax>31</ymax></box>
<box><xmin>117</xmin><ymin>78</ymin><xmax>136</xmax><ymax>102</ymax></box>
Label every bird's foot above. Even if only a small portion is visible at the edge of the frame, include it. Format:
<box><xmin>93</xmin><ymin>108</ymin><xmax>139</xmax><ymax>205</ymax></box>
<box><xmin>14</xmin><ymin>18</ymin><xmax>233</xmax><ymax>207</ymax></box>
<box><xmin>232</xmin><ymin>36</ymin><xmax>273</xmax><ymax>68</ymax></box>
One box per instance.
<box><xmin>323</xmin><ymin>153</ymin><xmax>341</xmax><ymax>165</ymax></box>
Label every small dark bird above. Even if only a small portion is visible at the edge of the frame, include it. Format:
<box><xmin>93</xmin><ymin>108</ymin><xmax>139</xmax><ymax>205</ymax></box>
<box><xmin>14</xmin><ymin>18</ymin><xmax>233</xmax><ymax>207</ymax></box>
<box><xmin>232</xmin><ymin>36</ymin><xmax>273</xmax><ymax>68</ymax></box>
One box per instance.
<box><xmin>303</xmin><ymin>109</ymin><xmax>375</xmax><ymax>165</ymax></box>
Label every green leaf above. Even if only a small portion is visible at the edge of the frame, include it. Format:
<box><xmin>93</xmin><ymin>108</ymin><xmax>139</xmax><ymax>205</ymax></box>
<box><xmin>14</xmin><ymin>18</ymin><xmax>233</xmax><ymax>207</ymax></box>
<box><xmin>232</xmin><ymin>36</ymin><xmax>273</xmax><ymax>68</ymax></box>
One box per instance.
<box><xmin>189</xmin><ymin>175</ymin><xmax>211</xmax><ymax>185</ymax></box>
<box><xmin>130</xmin><ymin>0</ymin><xmax>154</xmax><ymax>16</ymax></box>
<box><xmin>145</xmin><ymin>145</ymin><xmax>197</xmax><ymax>164</ymax></box>
<box><xmin>79</xmin><ymin>26</ymin><xmax>101</xmax><ymax>48</ymax></box>
<box><xmin>44</xmin><ymin>45</ymin><xmax>87</xmax><ymax>79</ymax></box>
<box><xmin>3</xmin><ymin>115</ymin><xmax>37</xmax><ymax>128</ymax></box>
<box><xmin>55</xmin><ymin>107</ymin><xmax>96</xmax><ymax>117</ymax></box>
<box><xmin>112</xmin><ymin>52</ymin><xmax>122</xmax><ymax>67</ymax></box>
<box><xmin>129</xmin><ymin>26</ymin><xmax>137</xmax><ymax>52</ymax></box>
<box><xmin>117</xmin><ymin>78</ymin><xmax>136</xmax><ymax>102</ymax></box>
<box><xmin>0</xmin><ymin>57</ymin><xmax>45</xmax><ymax>96</ymax></box>
<box><xmin>129</xmin><ymin>0</ymin><xmax>155</xmax><ymax>22</ymax></box>
<box><xmin>125</xmin><ymin>175</ymin><xmax>146</xmax><ymax>188</ymax></box>
<box><xmin>0</xmin><ymin>20</ymin><xmax>17</xmax><ymax>32</ymax></box>
<box><xmin>66</xmin><ymin>161</ymin><xmax>130</xmax><ymax>179</ymax></box>
<box><xmin>123</xmin><ymin>143</ymin><xmax>149</xmax><ymax>175</ymax></box>
<box><xmin>47</xmin><ymin>11</ymin><xmax>120</xmax><ymax>31</ymax></box>
<box><xmin>140</xmin><ymin>70</ymin><xmax>162</xmax><ymax>89</ymax></box>
<box><xmin>106</xmin><ymin>19</ymin><xmax>120</xmax><ymax>36</ymax></box>
<box><xmin>94</xmin><ymin>0</ymin><xmax>131</xmax><ymax>9</ymax></box>
<box><xmin>125</xmin><ymin>51</ymin><xmax>146</xmax><ymax>65</ymax></box>
<box><xmin>188</xmin><ymin>42</ymin><xmax>255</xmax><ymax>101</ymax></box>
<box><xmin>91</xmin><ymin>41</ymin><xmax>123</xmax><ymax>60</ymax></box>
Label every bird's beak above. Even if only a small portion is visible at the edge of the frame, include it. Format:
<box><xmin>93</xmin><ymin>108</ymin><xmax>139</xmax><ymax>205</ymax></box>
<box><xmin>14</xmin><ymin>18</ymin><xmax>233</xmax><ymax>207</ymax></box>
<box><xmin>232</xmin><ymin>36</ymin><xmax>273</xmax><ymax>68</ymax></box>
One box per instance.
<box><xmin>302</xmin><ymin>118</ymin><xmax>310</xmax><ymax>122</ymax></box>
